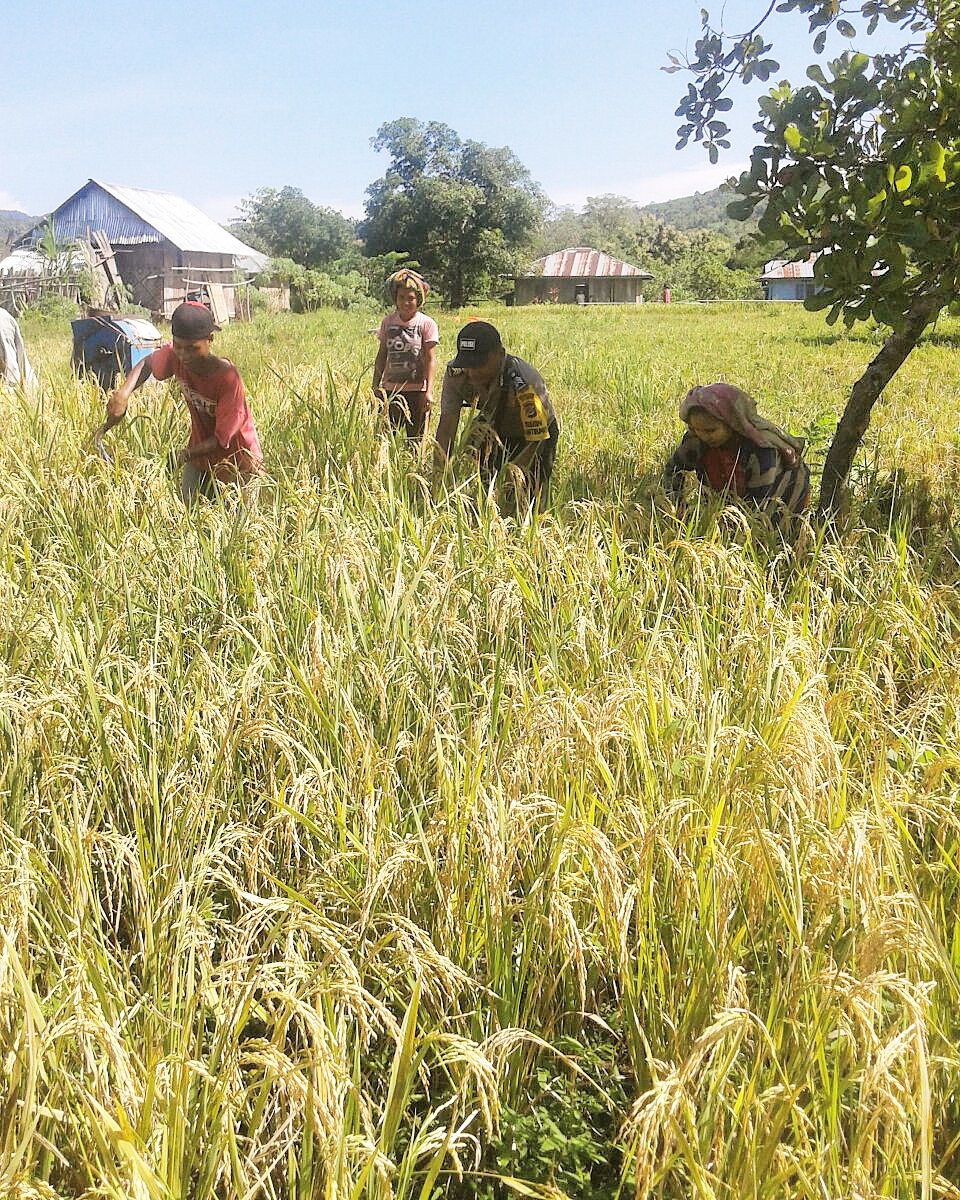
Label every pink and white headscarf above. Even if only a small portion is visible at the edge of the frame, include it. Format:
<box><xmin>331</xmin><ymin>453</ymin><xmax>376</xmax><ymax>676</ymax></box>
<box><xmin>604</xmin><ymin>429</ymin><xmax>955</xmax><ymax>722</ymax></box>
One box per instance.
<box><xmin>680</xmin><ymin>382</ymin><xmax>805</xmax><ymax>466</ymax></box>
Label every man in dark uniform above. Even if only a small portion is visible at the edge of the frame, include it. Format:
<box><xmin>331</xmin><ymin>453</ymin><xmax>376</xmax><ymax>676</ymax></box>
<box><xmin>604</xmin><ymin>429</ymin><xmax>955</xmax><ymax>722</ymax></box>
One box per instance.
<box><xmin>433</xmin><ymin>321</ymin><xmax>559</xmax><ymax>511</ymax></box>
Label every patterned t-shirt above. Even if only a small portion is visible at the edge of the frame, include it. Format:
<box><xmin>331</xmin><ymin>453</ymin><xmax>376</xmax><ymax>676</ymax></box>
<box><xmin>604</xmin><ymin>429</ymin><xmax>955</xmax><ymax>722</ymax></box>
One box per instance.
<box><xmin>148</xmin><ymin>345</ymin><xmax>262</xmax><ymax>471</ymax></box>
<box><xmin>377</xmin><ymin>310</ymin><xmax>439</xmax><ymax>392</ymax></box>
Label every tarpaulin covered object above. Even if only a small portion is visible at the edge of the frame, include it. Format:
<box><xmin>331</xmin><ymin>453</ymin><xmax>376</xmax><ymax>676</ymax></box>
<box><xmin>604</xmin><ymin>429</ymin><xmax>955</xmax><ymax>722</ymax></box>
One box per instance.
<box><xmin>71</xmin><ymin>315</ymin><xmax>163</xmax><ymax>390</ymax></box>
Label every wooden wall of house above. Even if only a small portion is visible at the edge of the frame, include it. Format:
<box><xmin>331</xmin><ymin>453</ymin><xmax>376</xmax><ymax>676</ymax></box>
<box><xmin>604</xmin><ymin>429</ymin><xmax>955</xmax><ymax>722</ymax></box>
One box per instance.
<box><xmin>115</xmin><ymin>243</ymin><xmax>167</xmax><ymax>313</ymax></box>
<box><xmin>110</xmin><ymin>243</ymin><xmax>250</xmax><ymax>320</ymax></box>
<box><xmin>162</xmin><ymin>252</ymin><xmax>240</xmax><ymax>320</ymax></box>
<box><xmin>259</xmin><ymin>285</ymin><xmax>291</xmax><ymax>313</ymax></box>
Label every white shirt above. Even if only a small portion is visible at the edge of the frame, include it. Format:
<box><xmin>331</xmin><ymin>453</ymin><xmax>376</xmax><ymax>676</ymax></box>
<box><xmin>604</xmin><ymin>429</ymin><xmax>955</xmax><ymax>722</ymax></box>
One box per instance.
<box><xmin>0</xmin><ymin>309</ymin><xmax>37</xmax><ymax>389</ymax></box>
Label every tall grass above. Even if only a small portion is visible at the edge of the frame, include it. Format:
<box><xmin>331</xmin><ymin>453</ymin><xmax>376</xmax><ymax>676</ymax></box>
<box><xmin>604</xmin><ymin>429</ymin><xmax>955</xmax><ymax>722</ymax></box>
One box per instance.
<box><xmin>1</xmin><ymin>304</ymin><xmax>959</xmax><ymax>1198</ymax></box>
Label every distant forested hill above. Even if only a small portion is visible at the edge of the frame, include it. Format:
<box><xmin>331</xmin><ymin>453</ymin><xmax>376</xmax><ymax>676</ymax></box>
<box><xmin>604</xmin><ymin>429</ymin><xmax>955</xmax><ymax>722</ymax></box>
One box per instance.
<box><xmin>641</xmin><ymin>186</ymin><xmax>760</xmax><ymax>239</ymax></box>
<box><xmin>1</xmin><ymin>210</ymin><xmax>37</xmax><ymax>246</ymax></box>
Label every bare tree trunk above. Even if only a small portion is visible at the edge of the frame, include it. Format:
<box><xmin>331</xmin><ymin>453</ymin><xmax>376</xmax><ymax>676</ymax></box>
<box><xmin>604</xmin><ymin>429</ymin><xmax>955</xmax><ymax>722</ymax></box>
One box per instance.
<box><xmin>451</xmin><ymin>257</ymin><xmax>465</xmax><ymax>310</ymax></box>
<box><xmin>818</xmin><ymin>293</ymin><xmax>942</xmax><ymax>517</ymax></box>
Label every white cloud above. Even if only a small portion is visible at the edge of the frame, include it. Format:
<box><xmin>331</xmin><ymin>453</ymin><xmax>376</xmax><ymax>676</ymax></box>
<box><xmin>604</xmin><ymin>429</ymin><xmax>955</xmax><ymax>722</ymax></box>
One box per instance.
<box><xmin>547</xmin><ymin>161</ymin><xmax>750</xmax><ymax>210</ymax></box>
<box><xmin>0</xmin><ymin>189</ymin><xmax>28</xmax><ymax>213</ymax></box>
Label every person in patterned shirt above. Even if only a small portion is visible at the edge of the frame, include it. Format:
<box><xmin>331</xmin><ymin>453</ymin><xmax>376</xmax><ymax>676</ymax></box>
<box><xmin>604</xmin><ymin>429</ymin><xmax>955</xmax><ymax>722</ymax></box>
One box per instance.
<box><xmin>663</xmin><ymin>382</ymin><xmax>809</xmax><ymax>521</ymax></box>
<box><xmin>434</xmin><ymin>320</ymin><xmax>559</xmax><ymax>512</ymax></box>
<box><xmin>372</xmin><ymin>269</ymin><xmax>438</xmax><ymax>442</ymax></box>
<box><xmin>93</xmin><ymin>301</ymin><xmax>262</xmax><ymax>505</ymax></box>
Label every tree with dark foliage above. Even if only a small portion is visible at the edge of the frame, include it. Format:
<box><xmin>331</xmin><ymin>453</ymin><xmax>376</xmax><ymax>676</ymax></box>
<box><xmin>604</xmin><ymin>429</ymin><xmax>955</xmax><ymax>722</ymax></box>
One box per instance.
<box><xmin>234</xmin><ymin>187</ymin><xmax>355</xmax><ymax>270</ymax></box>
<box><xmin>361</xmin><ymin>119</ymin><xmax>546</xmax><ymax>308</ymax></box>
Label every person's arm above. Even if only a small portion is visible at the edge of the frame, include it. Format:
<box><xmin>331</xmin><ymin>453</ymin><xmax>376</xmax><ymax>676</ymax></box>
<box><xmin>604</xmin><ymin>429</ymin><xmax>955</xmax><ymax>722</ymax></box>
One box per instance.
<box><xmin>744</xmin><ymin>445</ymin><xmax>810</xmax><ymax>518</ymax></box>
<box><xmin>372</xmin><ymin>342</ymin><xmax>388</xmax><ymax>394</ymax></box>
<box><xmin>93</xmin><ymin>356</ymin><xmax>152</xmax><ymax>437</ymax></box>
<box><xmin>11</xmin><ymin>317</ymin><xmax>36</xmax><ymax>389</ymax></box>
<box><xmin>433</xmin><ymin>407</ymin><xmax>460</xmax><ymax>473</ymax></box>
<box><xmin>181</xmin><ymin>434</ymin><xmax>220</xmax><ymax>464</ymax></box>
<box><xmin>421</xmin><ymin>342</ymin><xmax>438</xmax><ymax>430</ymax></box>
<box><xmin>662</xmin><ymin>434</ymin><xmax>702</xmax><ymax>499</ymax></box>
<box><xmin>433</xmin><ymin>368</ymin><xmax>463</xmax><ymax>477</ymax></box>
<box><xmin>742</xmin><ymin>445</ymin><xmax>784</xmax><ymax>502</ymax></box>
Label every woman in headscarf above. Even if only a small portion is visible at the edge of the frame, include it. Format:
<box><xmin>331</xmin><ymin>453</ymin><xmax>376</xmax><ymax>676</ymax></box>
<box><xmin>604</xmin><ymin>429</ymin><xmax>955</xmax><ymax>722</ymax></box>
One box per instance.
<box><xmin>663</xmin><ymin>382</ymin><xmax>810</xmax><ymax>518</ymax></box>
<box><xmin>372</xmin><ymin>268</ymin><xmax>438</xmax><ymax>442</ymax></box>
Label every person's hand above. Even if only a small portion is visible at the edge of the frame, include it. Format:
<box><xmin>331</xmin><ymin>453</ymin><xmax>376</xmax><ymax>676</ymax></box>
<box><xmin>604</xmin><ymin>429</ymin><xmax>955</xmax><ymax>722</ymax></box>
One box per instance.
<box><xmin>423</xmin><ymin>390</ymin><xmax>433</xmax><ymax>412</ymax></box>
<box><xmin>179</xmin><ymin>444</ymin><xmax>193</xmax><ymax>465</ymax></box>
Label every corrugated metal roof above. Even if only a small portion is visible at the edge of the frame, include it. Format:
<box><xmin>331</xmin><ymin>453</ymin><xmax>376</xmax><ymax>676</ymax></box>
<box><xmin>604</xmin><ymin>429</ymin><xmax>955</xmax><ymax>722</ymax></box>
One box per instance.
<box><xmin>0</xmin><ymin>249</ymin><xmax>47</xmax><ymax>276</ymax></box>
<box><xmin>95</xmin><ymin>181</ymin><xmax>265</xmax><ymax>261</ymax></box>
<box><xmin>760</xmin><ymin>256</ymin><xmax>817</xmax><ymax>281</ymax></box>
<box><xmin>22</xmin><ymin>179</ymin><xmax>268</xmax><ymax>269</ymax></box>
<box><xmin>523</xmin><ymin>247</ymin><xmax>653</xmax><ymax>279</ymax></box>
<box><xmin>0</xmin><ymin>247</ymin><xmax>86</xmax><ymax>276</ymax></box>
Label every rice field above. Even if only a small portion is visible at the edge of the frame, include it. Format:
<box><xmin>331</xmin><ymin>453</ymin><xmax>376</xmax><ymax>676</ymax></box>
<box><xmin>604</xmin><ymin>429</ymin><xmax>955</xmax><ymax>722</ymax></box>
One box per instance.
<box><xmin>3</xmin><ymin>301</ymin><xmax>960</xmax><ymax>1199</ymax></box>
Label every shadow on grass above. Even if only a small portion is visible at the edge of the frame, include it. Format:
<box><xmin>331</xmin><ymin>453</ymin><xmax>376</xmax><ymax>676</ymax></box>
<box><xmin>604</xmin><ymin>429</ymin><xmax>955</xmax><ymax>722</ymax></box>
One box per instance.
<box><xmin>852</xmin><ymin>468</ymin><xmax>960</xmax><ymax>577</ymax></box>
<box><xmin>795</xmin><ymin>331</ymin><xmax>883</xmax><ymax>349</ymax></box>
<box><xmin>796</xmin><ymin>327</ymin><xmax>960</xmax><ymax>351</ymax></box>
<box><xmin>919</xmin><ymin>330</ymin><xmax>960</xmax><ymax>350</ymax></box>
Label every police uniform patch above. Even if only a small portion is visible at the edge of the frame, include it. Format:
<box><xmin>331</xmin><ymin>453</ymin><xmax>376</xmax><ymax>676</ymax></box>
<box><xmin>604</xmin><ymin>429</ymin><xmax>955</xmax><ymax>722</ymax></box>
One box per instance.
<box><xmin>516</xmin><ymin>385</ymin><xmax>549</xmax><ymax>441</ymax></box>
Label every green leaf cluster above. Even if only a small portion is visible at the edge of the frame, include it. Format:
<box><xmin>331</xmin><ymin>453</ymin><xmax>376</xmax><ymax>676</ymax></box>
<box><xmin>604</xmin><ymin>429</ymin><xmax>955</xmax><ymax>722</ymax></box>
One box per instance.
<box><xmin>464</xmin><ymin>1030</ymin><xmax>633</xmax><ymax>1200</ymax></box>
<box><xmin>677</xmin><ymin>2</ymin><xmax>960</xmax><ymax>331</ymax></box>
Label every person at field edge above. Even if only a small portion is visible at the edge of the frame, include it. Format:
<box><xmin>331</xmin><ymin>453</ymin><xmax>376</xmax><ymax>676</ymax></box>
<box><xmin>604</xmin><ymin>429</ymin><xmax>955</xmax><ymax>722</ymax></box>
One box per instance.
<box><xmin>93</xmin><ymin>301</ymin><xmax>263</xmax><ymax>505</ymax></box>
<box><xmin>372</xmin><ymin>268</ymin><xmax>439</xmax><ymax>441</ymax></box>
<box><xmin>0</xmin><ymin>307</ymin><xmax>37</xmax><ymax>390</ymax></box>
<box><xmin>662</xmin><ymin>382</ymin><xmax>809</xmax><ymax>521</ymax></box>
<box><xmin>434</xmin><ymin>321</ymin><xmax>559</xmax><ymax>512</ymax></box>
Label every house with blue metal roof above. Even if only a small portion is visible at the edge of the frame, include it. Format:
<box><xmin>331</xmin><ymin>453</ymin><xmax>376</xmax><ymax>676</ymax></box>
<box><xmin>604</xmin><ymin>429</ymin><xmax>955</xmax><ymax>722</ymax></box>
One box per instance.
<box><xmin>17</xmin><ymin>180</ymin><xmax>270</xmax><ymax>321</ymax></box>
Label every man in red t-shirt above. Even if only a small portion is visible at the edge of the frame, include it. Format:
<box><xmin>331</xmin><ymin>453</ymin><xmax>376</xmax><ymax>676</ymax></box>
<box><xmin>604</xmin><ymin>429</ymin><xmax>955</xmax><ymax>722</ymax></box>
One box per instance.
<box><xmin>93</xmin><ymin>301</ymin><xmax>263</xmax><ymax>504</ymax></box>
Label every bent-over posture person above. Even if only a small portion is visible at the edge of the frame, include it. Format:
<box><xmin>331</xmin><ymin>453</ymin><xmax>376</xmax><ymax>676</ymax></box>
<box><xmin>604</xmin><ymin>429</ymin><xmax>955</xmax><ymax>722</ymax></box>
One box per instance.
<box><xmin>372</xmin><ymin>268</ymin><xmax>438</xmax><ymax>441</ymax></box>
<box><xmin>663</xmin><ymin>382</ymin><xmax>809</xmax><ymax>520</ymax></box>
<box><xmin>0</xmin><ymin>308</ymin><xmax>37</xmax><ymax>390</ymax></box>
<box><xmin>434</xmin><ymin>321</ymin><xmax>559</xmax><ymax>511</ymax></box>
<box><xmin>93</xmin><ymin>301</ymin><xmax>263</xmax><ymax>505</ymax></box>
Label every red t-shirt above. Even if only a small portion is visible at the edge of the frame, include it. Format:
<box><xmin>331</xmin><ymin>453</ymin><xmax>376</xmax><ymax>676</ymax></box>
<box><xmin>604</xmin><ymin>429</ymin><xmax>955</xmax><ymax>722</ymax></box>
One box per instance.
<box><xmin>149</xmin><ymin>345</ymin><xmax>262</xmax><ymax>471</ymax></box>
<box><xmin>701</xmin><ymin>445</ymin><xmax>746</xmax><ymax>496</ymax></box>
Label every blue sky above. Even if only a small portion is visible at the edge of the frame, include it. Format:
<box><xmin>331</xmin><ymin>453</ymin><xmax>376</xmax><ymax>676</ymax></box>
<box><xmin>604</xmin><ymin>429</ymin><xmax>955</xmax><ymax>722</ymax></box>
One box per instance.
<box><xmin>2</xmin><ymin>0</ymin><xmax>901</xmax><ymax>222</ymax></box>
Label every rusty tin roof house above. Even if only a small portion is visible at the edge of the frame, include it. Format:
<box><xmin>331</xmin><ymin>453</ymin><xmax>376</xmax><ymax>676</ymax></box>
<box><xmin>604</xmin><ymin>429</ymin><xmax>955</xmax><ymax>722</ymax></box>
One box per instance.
<box><xmin>760</xmin><ymin>255</ymin><xmax>822</xmax><ymax>301</ymax></box>
<box><xmin>17</xmin><ymin>179</ymin><xmax>269</xmax><ymax>321</ymax></box>
<box><xmin>514</xmin><ymin>247</ymin><xmax>653</xmax><ymax>305</ymax></box>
